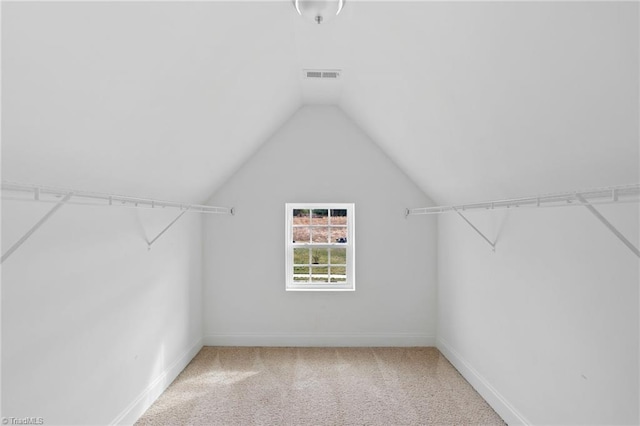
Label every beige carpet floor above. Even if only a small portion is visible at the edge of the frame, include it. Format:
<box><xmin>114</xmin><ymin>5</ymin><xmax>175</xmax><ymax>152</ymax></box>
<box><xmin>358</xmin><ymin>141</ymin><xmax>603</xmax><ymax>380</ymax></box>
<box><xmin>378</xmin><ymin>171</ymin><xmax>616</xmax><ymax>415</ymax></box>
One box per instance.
<box><xmin>136</xmin><ymin>347</ymin><xmax>505</xmax><ymax>426</ymax></box>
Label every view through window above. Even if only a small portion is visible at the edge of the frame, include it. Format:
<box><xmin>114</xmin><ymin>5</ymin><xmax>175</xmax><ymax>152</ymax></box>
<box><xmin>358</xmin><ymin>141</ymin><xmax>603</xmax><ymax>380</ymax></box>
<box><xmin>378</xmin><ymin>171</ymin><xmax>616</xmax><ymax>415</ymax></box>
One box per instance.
<box><xmin>285</xmin><ymin>203</ymin><xmax>355</xmax><ymax>291</ymax></box>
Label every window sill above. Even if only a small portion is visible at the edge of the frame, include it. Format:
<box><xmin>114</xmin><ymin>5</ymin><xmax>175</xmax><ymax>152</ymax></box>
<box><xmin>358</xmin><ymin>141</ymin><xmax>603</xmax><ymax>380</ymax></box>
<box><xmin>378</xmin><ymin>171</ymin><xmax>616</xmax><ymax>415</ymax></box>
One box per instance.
<box><xmin>286</xmin><ymin>285</ymin><xmax>355</xmax><ymax>292</ymax></box>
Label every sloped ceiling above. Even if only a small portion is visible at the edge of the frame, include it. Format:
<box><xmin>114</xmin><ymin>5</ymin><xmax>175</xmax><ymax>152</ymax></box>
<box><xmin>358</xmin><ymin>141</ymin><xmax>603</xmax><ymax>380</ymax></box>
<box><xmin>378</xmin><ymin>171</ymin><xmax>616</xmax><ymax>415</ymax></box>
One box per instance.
<box><xmin>2</xmin><ymin>2</ymin><xmax>302</xmax><ymax>202</ymax></box>
<box><xmin>337</xmin><ymin>2</ymin><xmax>639</xmax><ymax>204</ymax></box>
<box><xmin>2</xmin><ymin>1</ymin><xmax>638</xmax><ymax>205</ymax></box>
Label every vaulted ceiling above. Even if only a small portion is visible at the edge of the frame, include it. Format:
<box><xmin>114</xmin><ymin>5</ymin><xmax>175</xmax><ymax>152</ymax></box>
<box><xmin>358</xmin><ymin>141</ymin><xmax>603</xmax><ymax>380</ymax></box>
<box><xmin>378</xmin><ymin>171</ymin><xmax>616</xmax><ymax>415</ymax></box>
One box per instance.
<box><xmin>3</xmin><ymin>1</ymin><xmax>638</xmax><ymax>205</ymax></box>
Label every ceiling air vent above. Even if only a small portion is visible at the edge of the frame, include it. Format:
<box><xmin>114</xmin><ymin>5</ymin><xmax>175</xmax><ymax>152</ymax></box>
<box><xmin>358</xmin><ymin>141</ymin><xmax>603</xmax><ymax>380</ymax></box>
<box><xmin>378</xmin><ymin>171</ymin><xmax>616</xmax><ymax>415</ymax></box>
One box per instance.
<box><xmin>321</xmin><ymin>71</ymin><xmax>339</xmax><ymax>78</ymax></box>
<box><xmin>303</xmin><ymin>69</ymin><xmax>341</xmax><ymax>79</ymax></box>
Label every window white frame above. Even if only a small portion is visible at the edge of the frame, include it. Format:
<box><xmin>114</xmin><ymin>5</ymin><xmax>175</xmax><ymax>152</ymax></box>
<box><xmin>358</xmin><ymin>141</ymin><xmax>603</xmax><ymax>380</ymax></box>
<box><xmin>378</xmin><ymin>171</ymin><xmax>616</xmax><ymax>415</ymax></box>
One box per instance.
<box><xmin>285</xmin><ymin>203</ymin><xmax>355</xmax><ymax>291</ymax></box>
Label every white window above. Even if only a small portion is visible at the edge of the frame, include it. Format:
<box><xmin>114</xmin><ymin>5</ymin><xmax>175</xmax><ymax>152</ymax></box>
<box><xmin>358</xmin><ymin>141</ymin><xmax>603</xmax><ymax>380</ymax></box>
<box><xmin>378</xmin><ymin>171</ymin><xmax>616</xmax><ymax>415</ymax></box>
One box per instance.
<box><xmin>285</xmin><ymin>203</ymin><xmax>355</xmax><ymax>291</ymax></box>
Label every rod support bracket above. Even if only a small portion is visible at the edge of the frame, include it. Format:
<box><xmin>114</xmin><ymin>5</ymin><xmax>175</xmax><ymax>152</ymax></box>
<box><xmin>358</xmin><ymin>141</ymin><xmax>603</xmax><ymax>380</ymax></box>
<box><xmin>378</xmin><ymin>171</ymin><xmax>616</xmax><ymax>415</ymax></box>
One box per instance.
<box><xmin>576</xmin><ymin>194</ymin><xmax>640</xmax><ymax>258</ymax></box>
<box><xmin>453</xmin><ymin>207</ymin><xmax>496</xmax><ymax>252</ymax></box>
<box><xmin>147</xmin><ymin>207</ymin><xmax>191</xmax><ymax>249</ymax></box>
<box><xmin>1</xmin><ymin>192</ymin><xmax>73</xmax><ymax>263</ymax></box>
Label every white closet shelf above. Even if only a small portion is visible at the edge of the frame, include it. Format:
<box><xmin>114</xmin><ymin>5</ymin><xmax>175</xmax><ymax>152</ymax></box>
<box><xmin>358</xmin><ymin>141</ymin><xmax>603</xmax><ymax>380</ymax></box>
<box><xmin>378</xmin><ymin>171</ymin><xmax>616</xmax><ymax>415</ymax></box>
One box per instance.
<box><xmin>406</xmin><ymin>183</ymin><xmax>639</xmax><ymax>216</ymax></box>
<box><xmin>406</xmin><ymin>183</ymin><xmax>640</xmax><ymax>258</ymax></box>
<box><xmin>1</xmin><ymin>180</ymin><xmax>234</xmax><ymax>263</ymax></box>
<box><xmin>1</xmin><ymin>180</ymin><xmax>233</xmax><ymax>215</ymax></box>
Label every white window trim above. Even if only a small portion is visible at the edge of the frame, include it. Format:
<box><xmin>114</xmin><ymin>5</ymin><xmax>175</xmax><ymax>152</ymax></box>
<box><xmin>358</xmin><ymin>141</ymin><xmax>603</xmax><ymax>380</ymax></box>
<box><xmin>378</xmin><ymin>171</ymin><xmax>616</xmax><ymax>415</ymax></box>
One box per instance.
<box><xmin>285</xmin><ymin>203</ymin><xmax>355</xmax><ymax>292</ymax></box>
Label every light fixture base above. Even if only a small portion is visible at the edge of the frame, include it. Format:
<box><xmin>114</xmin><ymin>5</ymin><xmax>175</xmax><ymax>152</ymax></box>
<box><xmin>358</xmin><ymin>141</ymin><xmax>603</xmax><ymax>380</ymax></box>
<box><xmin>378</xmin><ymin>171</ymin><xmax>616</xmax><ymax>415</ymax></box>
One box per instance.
<box><xmin>294</xmin><ymin>0</ymin><xmax>345</xmax><ymax>24</ymax></box>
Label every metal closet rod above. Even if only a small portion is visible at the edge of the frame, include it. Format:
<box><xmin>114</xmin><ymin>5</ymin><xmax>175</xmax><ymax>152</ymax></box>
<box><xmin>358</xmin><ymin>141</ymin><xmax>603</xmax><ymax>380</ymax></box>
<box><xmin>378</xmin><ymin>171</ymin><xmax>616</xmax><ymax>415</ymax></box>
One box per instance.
<box><xmin>1</xmin><ymin>181</ymin><xmax>234</xmax><ymax>215</ymax></box>
<box><xmin>406</xmin><ymin>183</ymin><xmax>640</xmax><ymax>216</ymax></box>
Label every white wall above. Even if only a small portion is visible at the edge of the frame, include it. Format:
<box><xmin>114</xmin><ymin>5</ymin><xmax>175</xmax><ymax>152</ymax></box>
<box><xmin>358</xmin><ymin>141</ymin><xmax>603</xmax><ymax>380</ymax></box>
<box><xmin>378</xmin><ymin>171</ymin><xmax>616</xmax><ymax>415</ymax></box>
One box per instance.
<box><xmin>204</xmin><ymin>105</ymin><xmax>437</xmax><ymax>346</ymax></box>
<box><xmin>437</xmin><ymin>203</ymin><xmax>639</xmax><ymax>425</ymax></box>
<box><xmin>1</xmin><ymin>200</ymin><xmax>204</xmax><ymax>425</ymax></box>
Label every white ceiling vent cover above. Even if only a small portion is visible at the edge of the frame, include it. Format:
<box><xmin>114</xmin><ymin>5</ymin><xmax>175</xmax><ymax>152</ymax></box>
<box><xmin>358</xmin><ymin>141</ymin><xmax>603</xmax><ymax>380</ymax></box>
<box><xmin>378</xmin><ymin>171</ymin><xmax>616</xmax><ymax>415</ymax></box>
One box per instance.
<box><xmin>303</xmin><ymin>69</ymin><xmax>341</xmax><ymax>79</ymax></box>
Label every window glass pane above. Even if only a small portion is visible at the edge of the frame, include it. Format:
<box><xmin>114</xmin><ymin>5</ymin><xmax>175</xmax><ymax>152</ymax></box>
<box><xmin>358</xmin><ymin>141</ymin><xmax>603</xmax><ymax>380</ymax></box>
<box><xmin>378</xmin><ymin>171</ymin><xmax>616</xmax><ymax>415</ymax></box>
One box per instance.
<box><xmin>330</xmin><ymin>227</ymin><xmax>347</xmax><ymax>243</ymax></box>
<box><xmin>330</xmin><ymin>209</ymin><xmax>347</xmax><ymax>225</ymax></box>
<box><xmin>311</xmin><ymin>266</ymin><xmax>329</xmax><ymax>282</ymax></box>
<box><xmin>293</xmin><ymin>227</ymin><xmax>310</xmax><ymax>243</ymax></box>
<box><xmin>312</xmin><ymin>209</ymin><xmax>329</xmax><ymax>225</ymax></box>
<box><xmin>294</xmin><ymin>248</ymin><xmax>310</xmax><ymax>264</ymax></box>
<box><xmin>311</xmin><ymin>227</ymin><xmax>329</xmax><ymax>243</ymax></box>
<box><xmin>330</xmin><ymin>266</ymin><xmax>346</xmax><ymax>282</ymax></box>
<box><xmin>311</xmin><ymin>248</ymin><xmax>328</xmax><ymax>264</ymax></box>
<box><xmin>330</xmin><ymin>248</ymin><xmax>346</xmax><ymax>265</ymax></box>
<box><xmin>330</xmin><ymin>266</ymin><xmax>346</xmax><ymax>276</ymax></box>
<box><xmin>293</xmin><ymin>209</ymin><xmax>310</xmax><ymax>225</ymax></box>
<box><xmin>294</xmin><ymin>276</ymin><xmax>310</xmax><ymax>283</ymax></box>
<box><xmin>294</xmin><ymin>266</ymin><xmax>309</xmax><ymax>274</ymax></box>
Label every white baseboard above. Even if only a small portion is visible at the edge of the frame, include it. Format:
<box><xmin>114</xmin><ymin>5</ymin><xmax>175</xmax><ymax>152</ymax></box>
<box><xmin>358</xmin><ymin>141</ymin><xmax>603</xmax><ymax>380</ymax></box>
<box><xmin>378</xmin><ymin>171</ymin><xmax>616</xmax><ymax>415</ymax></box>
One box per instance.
<box><xmin>204</xmin><ymin>332</ymin><xmax>435</xmax><ymax>347</ymax></box>
<box><xmin>437</xmin><ymin>337</ymin><xmax>530</xmax><ymax>426</ymax></box>
<box><xmin>110</xmin><ymin>338</ymin><xmax>203</xmax><ymax>426</ymax></box>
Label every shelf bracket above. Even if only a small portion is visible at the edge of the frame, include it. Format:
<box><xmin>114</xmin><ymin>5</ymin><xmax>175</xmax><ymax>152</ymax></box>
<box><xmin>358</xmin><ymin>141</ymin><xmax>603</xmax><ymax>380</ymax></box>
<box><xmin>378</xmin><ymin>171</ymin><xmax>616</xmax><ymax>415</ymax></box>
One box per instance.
<box><xmin>575</xmin><ymin>194</ymin><xmax>640</xmax><ymax>258</ymax></box>
<box><xmin>453</xmin><ymin>207</ymin><xmax>496</xmax><ymax>252</ymax></box>
<box><xmin>1</xmin><ymin>192</ymin><xmax>73</xmax><ymax>264</ymax></box>
<box><xmin>147</xmin><ymin>207</ymin><xmax>190</xmax><ymax>249</ymax></box>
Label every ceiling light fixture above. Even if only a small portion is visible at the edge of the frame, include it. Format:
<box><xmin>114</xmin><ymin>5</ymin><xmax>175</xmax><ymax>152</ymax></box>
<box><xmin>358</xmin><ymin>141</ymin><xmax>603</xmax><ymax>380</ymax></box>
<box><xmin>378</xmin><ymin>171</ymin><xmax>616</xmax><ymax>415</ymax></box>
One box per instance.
<box><xmin>294</xmin><ymin>0</ymin><xmax>345</xmax><ymax>24</ymax></box>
